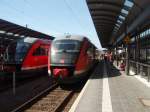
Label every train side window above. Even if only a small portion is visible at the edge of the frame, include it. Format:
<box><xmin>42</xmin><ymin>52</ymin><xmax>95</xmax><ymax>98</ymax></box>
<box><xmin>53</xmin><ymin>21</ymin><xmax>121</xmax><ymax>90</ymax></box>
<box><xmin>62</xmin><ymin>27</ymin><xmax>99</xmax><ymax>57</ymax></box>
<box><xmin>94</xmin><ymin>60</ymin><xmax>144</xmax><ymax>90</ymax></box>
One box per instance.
<box><xmin>33</xmin><ymin>46</ymin><xmax>46</xmax><ymax>56</ymax></box>
<box><xmin>40</xmin><ymin>47</ymin><xmax>46</xmax><ymax>55</ymax></box>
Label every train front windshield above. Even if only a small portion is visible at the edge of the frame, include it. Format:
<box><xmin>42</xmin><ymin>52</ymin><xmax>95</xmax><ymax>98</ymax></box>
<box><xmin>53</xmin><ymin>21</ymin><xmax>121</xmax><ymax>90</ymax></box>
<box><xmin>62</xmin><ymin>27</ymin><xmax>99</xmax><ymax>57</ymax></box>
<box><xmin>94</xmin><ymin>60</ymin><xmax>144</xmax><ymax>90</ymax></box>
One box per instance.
<box><xmin>4</xmin><ymin>40</ymin><xmax>31</xmax><ymax>64</ymax></box>
<box><xmin>51</xmin><ymin>40</ymin><xmax>81</xmax><ymax>65</ymax></box>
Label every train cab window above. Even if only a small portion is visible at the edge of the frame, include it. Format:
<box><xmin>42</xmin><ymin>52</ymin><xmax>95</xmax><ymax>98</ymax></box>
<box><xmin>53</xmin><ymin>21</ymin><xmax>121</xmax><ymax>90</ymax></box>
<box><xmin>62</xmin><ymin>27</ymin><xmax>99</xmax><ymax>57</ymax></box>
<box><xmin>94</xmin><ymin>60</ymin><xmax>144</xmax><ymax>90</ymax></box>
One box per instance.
<box><xmin>15</xmin><ymin>42</ymin><xmax>31</xmax><ymax>62</ymax></box>
<box><xmin>4</xmin><ymin>41</ymin><xmax>31</xmax><ymax>63</ymax></box>
<box><xmin>51</xmin><ymin>40</ymin><xmax>81</xmax><ymax>64</ymax></box>
<box><xmin>52</xmin><ymin>40</ymin><xmax>81</xmax><ymax>52</ymax></box>
<box><xmin>33</xmin><ymin>46</ymin><xmax>47</xmax><ymax>56</ymax></box>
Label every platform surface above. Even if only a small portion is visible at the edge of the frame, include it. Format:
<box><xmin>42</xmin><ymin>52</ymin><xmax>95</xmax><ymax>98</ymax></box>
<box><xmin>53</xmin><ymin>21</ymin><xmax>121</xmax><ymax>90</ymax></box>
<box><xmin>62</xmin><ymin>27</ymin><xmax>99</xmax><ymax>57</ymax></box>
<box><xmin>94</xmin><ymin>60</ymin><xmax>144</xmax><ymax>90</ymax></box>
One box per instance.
<box><xmin>69</xmin><ymin>61</ymin><xmax>150</xmax><ymax>112</ymax></box>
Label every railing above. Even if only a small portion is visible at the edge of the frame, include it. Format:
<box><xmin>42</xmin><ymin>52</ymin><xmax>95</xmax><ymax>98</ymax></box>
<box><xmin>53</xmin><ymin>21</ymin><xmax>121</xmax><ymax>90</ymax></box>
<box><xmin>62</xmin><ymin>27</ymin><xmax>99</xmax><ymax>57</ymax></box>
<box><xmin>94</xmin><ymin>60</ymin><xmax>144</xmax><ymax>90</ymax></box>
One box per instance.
<box><xmin>129</xmin><ymin>60</ymin><xmax>150</xmax><ymax>82</ymax></box>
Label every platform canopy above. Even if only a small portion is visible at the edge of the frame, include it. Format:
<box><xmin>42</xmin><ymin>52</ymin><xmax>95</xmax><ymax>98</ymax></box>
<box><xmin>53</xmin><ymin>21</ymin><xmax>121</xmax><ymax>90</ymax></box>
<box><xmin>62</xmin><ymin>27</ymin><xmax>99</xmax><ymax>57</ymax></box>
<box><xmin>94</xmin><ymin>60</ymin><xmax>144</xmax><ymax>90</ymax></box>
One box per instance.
<box><xmin>87</xmin><ymin>0</ymin><xmax>150</xmax><ymax>48</ymax></box>
<box><xmin>0</xmin><ymin>19</ymin><xmax>54</xmax><ymax>47</ymax></box>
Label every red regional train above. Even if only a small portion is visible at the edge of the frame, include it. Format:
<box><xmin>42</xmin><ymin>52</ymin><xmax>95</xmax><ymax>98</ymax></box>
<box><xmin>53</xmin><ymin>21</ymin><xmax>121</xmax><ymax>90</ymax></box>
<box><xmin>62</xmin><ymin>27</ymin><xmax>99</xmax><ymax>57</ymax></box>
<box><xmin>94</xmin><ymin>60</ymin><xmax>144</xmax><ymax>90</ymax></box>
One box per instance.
<box><xmin>2</xmin><ymin>37</ymin><xmax>51</xmax><ymax>77</ymax></box>
<box><xmin>48</xmin><ymin>35</ymin><xmax>97</xmax><ymax>84</ymax></box>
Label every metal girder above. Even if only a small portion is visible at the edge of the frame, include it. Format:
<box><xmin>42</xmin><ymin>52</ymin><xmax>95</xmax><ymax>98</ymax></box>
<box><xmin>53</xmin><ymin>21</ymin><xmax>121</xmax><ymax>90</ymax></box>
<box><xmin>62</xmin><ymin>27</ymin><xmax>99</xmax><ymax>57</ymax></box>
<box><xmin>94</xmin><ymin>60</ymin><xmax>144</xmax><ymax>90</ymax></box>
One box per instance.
<box><xmin>1</xmin><ymin>26</ymin><xmax>24</xmax><ymax>34</ymax></box>
<box><xmin>93</xmin><ymin>16</ymin><xmax>117</xmax><ymax>21</ymax></box>
<box><xmin>0</xmin><ymin>19</ymin><xmax>54</xmax><ymax>40</ymax></box>
<box><xmin>91</xmin><ymin>12</ymin><xmax>118</xmax><ymax>17</ymax></box>
<box><xmin>96</xmin><ymin>24</ymin><xmax>115</xmax><ymax>28</ymax></box>
<box><xmin>90</xmin><ymin>8</ymin><xmax>120</xmax><ymax>15</ymax></box>
<box><xmin>116</xmin><ymin>6</ymin><xmax>150</xmax><ymax>45</ymax></box>
<box><xmin>96</xmin><ymin>29</ymin><xmax>113</xmax><ymax>33</ymax></box>
<box><xmin>0</xmin><ymin>24</ymin><xmax>13</xmax><ymax>30</ymax></box>
<box><xmin>92</xmin><ymin>14</ymin><xmax>118</xmax><ymax>20</ymax></box>
<box><xmin>96</xmin><ymin>25</ymin><xmax>114</xmax><ymax>29</ymax></box>
<box><xmin>87</xmin><ymin>1</ymin><xmax>122</xmax><ymax>8</ymax></box>
<box><xmin>92</xmin><ymin>12</ymin><xmax>118</xmax><ymax>17</ymax></box>
<box><xmin>0</xmin><ymin>34</ymin><xmax>20</xmax><ymax>40</ymax></box>
<box><xmin>87</xmin><ymin>0</ymin><xmax>126</xmax><ymax>48</ymax></box>
<box><xmin>96</xmin><ymin>26</ymin><xmax>114</xmax><ymax>29</ymax></box>
<box><xmin>30</xmin><ymin>32</ymin><xmax>40</xmax><ymax>37</ymax></box>
<box><xmin>94</xmin><ymin>20</ymin><xmax>117</xmax><ymax>24</ymax></box>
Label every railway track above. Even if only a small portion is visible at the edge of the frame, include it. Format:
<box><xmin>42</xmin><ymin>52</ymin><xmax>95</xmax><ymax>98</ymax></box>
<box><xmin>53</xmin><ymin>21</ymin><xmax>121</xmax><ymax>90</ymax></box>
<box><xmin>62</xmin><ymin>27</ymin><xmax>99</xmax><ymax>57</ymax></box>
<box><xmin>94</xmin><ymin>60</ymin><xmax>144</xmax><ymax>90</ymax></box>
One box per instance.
<box><xmin>11</xmin><ymin>84</ymin><xmax>75</xmax><ymax>112</ymax></box>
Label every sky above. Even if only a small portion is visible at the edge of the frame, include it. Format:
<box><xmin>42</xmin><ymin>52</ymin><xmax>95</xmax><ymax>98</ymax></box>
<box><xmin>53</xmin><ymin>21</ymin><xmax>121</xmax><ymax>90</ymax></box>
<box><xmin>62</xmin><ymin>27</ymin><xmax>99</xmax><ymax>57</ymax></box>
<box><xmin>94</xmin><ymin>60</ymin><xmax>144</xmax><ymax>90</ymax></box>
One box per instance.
<box><xmin>0</xmin><ymin>0</ymin><xmax>102</xmax><ymax>49</ymax></box>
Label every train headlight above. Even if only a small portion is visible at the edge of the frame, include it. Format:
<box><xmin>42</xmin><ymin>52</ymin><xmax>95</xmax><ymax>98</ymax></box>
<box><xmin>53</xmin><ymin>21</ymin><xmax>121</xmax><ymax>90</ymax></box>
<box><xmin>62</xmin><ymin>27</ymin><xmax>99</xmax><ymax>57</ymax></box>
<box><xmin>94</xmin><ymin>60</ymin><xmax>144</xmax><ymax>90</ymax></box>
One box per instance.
<box><xmin>51</xmin><ymin>49</ymin><xmax>56</xmax><ymax>55</ymax></box>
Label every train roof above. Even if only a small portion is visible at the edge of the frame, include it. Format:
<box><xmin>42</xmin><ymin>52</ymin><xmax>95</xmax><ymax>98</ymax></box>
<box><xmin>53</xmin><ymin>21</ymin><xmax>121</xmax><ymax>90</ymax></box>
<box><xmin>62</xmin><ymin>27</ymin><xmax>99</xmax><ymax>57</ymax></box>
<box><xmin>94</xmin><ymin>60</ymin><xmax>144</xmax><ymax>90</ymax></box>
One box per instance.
<box><xmin>21</xmin><ymin>37</ymin><xmax>38</xmax><ymax>43</ymax></box>
<box><xmin>18</xmin><ymin>37</ymin><xmax>51</xmax><ymax>44</ymax></box>
<box><xmin>53</xmin><ymin>35</ymin><xmax>87</xmax><ymax>42</ymax></box>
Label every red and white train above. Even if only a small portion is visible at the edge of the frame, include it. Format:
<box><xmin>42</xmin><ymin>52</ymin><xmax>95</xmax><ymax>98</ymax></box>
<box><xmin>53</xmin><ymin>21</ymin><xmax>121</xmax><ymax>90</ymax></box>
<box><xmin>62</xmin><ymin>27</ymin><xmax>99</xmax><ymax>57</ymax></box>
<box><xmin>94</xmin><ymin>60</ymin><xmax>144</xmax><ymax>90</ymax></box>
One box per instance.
<box><xmin>48</xmin><ymin>35</ymin><xmax>97</xmax><ymax>83</ymax></box>
<box><xmin>2</xmin><ymin>37</ymin><xmax>51</xmax><ymax>77</ymax></box>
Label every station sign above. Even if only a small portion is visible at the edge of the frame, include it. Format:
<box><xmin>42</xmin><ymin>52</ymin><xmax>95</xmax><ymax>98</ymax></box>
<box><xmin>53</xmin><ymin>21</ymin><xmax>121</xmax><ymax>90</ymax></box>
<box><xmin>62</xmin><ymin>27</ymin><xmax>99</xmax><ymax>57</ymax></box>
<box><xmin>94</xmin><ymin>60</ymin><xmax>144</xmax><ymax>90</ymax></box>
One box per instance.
<box><xmin>124</xmin><ymin>35</ymin><xmax>130</xmax><ymax>44</ymax></box>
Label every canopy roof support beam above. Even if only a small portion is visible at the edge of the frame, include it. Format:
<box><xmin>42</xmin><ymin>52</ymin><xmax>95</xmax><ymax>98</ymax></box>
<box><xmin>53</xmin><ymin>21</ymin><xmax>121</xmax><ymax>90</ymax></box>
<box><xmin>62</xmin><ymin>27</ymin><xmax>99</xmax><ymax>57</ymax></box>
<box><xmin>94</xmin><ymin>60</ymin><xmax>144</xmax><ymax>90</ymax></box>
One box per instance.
<box><xmin>115</xmin><ymin>6</ymin><xmax>150</xmax><ymax>45</ymax></box>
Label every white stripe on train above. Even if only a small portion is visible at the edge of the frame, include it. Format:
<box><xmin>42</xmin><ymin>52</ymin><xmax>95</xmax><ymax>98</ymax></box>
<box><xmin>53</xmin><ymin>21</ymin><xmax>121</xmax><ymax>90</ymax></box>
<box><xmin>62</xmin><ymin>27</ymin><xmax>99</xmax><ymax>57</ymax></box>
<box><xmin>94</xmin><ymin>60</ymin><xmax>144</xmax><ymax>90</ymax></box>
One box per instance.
<box><xmin>21</xmin><ymin>65</ymin><xmax>47</xmax><ymax>70</ymax></box>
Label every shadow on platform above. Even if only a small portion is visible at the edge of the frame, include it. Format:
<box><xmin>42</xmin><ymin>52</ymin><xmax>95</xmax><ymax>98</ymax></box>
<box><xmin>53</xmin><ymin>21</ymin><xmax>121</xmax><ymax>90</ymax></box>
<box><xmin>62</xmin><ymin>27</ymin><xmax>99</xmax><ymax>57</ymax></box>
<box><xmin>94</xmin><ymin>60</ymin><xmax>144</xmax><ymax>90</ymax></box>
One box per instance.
<box><xmin>90</xmin><ymin>60</ymin><xmax>121</xmax><ymax>79</ymax></box>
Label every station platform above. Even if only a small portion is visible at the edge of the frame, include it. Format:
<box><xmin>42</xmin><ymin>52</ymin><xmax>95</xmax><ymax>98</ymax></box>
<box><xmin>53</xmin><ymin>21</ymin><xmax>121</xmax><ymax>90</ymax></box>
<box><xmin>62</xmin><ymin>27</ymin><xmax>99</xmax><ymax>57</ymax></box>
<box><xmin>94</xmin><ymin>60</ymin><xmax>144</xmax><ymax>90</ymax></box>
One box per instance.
<box><xmin>69</xmin><ymin>61</ymin><xmax>150</xmax><ymax>112</ymax></box>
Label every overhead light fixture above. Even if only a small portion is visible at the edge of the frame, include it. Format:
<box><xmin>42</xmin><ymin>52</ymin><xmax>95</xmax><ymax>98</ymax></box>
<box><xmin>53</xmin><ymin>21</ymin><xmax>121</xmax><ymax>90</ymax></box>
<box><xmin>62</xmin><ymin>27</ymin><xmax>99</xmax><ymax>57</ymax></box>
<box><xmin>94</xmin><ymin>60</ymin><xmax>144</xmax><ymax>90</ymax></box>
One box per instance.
<box><xmin>121</xmin><ymin>9</ymin><xmax>129</xmax><ymax>15</ymax></box>
<box><xmin>20</xmin><ymin>35</ymin><xmax>25</xmax><ymax>38</ymax></box>
<box><xmin>0</xmin><ymin>30</ymin><xmax>6</xmax><ymax>34</ymax></box>
<box><xmin>119</xmin><ymin>15</ymin><xmax>125</xmax><ymax>20</ymax></box>
<box><xmin>115</xmin><ymin>23</ymin><xmax>120</xmax><ymax>27</ymax></box>
<box><xmin>7</xmin><ymin>32</ymin><xmax>14</xmax><ymax>35</ymax></box>
<box><xmin>112</xmin><ymin>0</ymin><xmax>134</xmax><ymax>36</ymax></box>
<box><xmin>113</xmin><ymin>29</ymin><xmax>118</xmax><ymax>32</ymax></box>
<box><xmin>14</xmin><ymin>34</ymin><xmax>19</xmax><ymax>37</ymax></box>
<box><xmin>117</xmin><ymin>20</ymin><xmax>123</xmax><ymax>24</ymax></box>
<box><xmin>124</xmin><ymin>0</ymin><xmax>134</xmax><ymax>8</ymax></box>
<box><xmin>114</xmin><ymin>26</ymin><xmax>119</xmax><ymax>30</ymax></box>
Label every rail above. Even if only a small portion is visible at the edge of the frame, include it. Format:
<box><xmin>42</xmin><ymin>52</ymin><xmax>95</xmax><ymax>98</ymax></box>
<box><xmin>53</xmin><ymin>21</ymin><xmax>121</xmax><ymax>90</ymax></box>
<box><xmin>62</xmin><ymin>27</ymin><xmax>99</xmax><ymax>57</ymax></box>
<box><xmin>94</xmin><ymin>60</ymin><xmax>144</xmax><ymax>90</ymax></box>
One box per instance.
<box><xmin>129</xmin><ymin>60</ymin><xmax>150</xmax><ymax>81</ymax></box>
<box><xmin>11</xmin><ymin>83</ymin><xmax>77</xmax><ymax>112</ymax></box>
<box><xmin>11</xmin><ymin>83</ymin><xmax>58</xmax><ymax>112</ymax></box>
